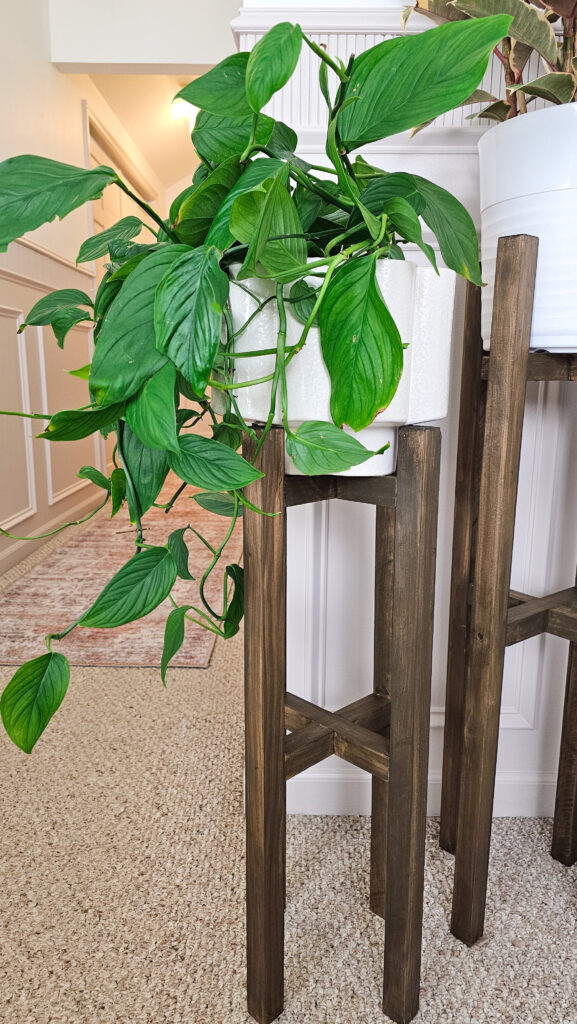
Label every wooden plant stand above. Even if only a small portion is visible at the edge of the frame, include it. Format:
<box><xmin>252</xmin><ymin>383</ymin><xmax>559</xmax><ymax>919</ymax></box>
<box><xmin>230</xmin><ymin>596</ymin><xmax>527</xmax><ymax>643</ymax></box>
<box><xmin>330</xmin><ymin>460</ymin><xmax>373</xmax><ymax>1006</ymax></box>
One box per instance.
<box><xmin>241</xmin><ymin>424</ymin><xmax>441</xmax><ymax>1024</ymax></box>
<box><xmin>440</xmin><ymin>233</ymin><xmax>577</xmax><ymax>948</ymax></box>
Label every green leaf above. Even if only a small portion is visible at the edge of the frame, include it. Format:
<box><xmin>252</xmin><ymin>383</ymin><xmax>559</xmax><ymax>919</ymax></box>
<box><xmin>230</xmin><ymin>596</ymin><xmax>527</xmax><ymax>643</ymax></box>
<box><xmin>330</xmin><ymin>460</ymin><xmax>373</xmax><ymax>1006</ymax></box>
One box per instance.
<box><xmin>293</xmin><ymin>185</ymin><xmax>323</xmax><ymax>230</ymax></box>
<box><xmin>19</xmin><ymin>288</ymin><xmax>93</xmax><ymax>331</ymax></box>
<box><xmin>223</xmin><ymin>564</ymin><xmax>244</xmax><ymax>638</ymax></box>
<box><xmin>94</xmin><ymin>272</ymin><xmax>122</xmax><ymax>323</ymax></box>
<box><xmin>211</xmin><ymin>414</ymin><xmax>243</xmax><ymax>450</ymax></box>
<box><xmin>231</xmin><ymin>166</ymin><xmax>307</xmax><ymax>280</ymax></box>
<box><xmin>176</xmin><ymin>54</ymin><xmax>252</xmax><ymax>118</ymax></box>
<box><xmin>161</xmin><ymin>605</ymin><xmax>192</xmax><ymax>684</ymax></box>
<box><xmin>110</xmin><ymin>467</ymin><xmax>126</xmax><ymax>517</ymax></box>
<box><xmin>172</xmin><ymin>158</ymin><xmax>242</xmax><ymax>246</ymax></box>
<box><xmin>154</xmin><ymin>247</ymin><xmax>229</xmax><ymax>396</ymax></box>
<box><xmin>77</xmin><ymin>465</ymin><xmax>111</xmax><ymax>491</ymax></box>
<box><xmin>453</xmin><ymin>0</ymin><xmax>558</xmax><ymax>66</ymax></box>
<box><xmin>383</xmin><ymin>197</ymin><xmax>438</xmax><ymax>270</ymax></box>
<box><xmin>1</xmin><ymin>652</ymin><xmax>70</xmax><ymax>753</ymax></box>
<box><xmin>205</xmin><ymin>158</ymin><xmax>283</xmax><ymax>250</ymax></box>
<box><xmin>168</xmin><ymin>434</ymin><xmax>263</xmax><ymax>490</ymax></box>
<box><xmin>410</xmin><ymin>88</ymin><xmax>497</xmax><ymax>136</ymax></box>
<box><xmin>77</xmin><ymin>216</ymin><xmax>143</xmax><ymax>263</ymax></box>
<box><xmin>79</xmin><ymin>547</ymin><xmax>177</xmax><ymax>629</ymax></box>
<box><xmin>51</xmin><ymin>307</ymin><xmax>93</xmax><ymax>348</ymax></box>
<box><xmin>509</xmin><ymin>73</ymin><xmax>576</xmax><ymax>105</ymax></box>
<box><xmin>337</xmin><ymin>16</ymin><xmax>513</xmax><ymax>149</ymax></box>
<box><xmin>467</xmin><ymin>99</ymin><xmax>512</xmax><ymax>121</ymax></box>
<box><xmin>125</xmin><ymin>362</ymin><xmax>179</xmax><ymax>453</ymax></box>
<box><xmin>289</xmin><ymin>280</ymin><xmax>320</xmax><ymax>326</ymax></box>
<box><xmin>122</xmin><ymin>423</ymin><xmax>169</xmax><ymax>517</ymax></box>
<box><xmin>38</xmin><ymin>403</ymin><xmax>124</xmax><ymax>442</ymax></box>
<box><xmin>318</xmin><ymin>255</ymin><xmax>403</xmax><ymax>431</ymax></box>
<box><xmin>192</xmin><ymin>110</ymin><xmax>276</xmax><ymax>165</ymax></box>
<box><xmin>286</xmin><ymin>420</ymin><xmax>383</xmax><ymax>474</ymax></box>
<box><xmin>246</xmin><ymin>22</ymin><xmax>303</xmax><ymax>112</ymax></box>
<box><xmin>89</xmin><ymin>244</ymin><xmax>189</xmax><ymax>407</ymax></box>
<box><xmin>193</xmin><ymin>491</ymin><xmax>241</xmax><ymax>517</ymax></box>
<box><xmin>0</xmin><ymin>156</ymin><xmax>118</xmax><ymax>252</ymax></box>
<box><xmin>67</xmin><ymin>363</ymin><xmax>91</xmax><ymax>380</ymax></box>
<box><xmin>167</xmin><ymin>527</ymin><xmax>195</xmax><ymax>581</ymax></box>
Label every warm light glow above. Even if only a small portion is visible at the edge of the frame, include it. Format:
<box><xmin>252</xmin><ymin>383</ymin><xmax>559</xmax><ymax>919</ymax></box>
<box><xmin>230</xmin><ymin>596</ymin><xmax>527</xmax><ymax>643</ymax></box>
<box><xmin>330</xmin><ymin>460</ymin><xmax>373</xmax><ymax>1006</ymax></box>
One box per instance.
<box><xmin>171</xmin><ymin>97</ymin><xmax>198</xmax><ymax>131</ymax></box>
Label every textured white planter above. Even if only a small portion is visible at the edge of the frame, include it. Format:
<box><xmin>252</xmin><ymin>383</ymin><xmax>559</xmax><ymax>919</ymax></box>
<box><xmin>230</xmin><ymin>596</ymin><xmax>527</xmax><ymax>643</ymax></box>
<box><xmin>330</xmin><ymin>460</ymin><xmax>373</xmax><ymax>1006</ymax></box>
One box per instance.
<box><xmin>479</xmin><ymin>105</ymin><xmax>577</xmax><ymax>352</ymax></box>
<box><xmin>225</xmin><ymin>260</ymin><xmax>456</xmax><ymax>475</ymax></box>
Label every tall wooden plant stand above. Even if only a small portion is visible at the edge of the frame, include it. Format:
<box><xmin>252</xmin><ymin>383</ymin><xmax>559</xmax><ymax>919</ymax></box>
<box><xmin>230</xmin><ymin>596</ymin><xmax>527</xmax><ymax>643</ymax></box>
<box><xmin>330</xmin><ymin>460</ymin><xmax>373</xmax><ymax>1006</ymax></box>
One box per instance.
<box><xmin>241</xmin><ymin>424</ymin><xmax>441</xmax><ymax>1024</ymax></box>
<box><xmin>440</xmin><ymin>233</ymin><xmax>577</xmax><ymax>948</ymax></box>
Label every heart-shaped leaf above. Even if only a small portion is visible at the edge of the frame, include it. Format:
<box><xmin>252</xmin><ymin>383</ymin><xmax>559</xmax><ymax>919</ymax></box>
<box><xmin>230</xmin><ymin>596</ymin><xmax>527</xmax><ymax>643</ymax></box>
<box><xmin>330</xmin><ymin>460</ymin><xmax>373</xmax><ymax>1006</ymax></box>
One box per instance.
<box><xmin>168</xmin><ymin>434</ymin><xmax>263</xmax><ymax>491</ymax></box>
<box><xmin>318</xmin><ymin>254</ymin><xmax>403</xmax><ymax>431</ymax></box>
<box><xmin>286</xmin><ymin>420</ymin><xmax>382</xmax><ymax>474</ymax></box>
<box><xmin>0</xmin><ymin>156</ymin><xmax>117</xmax><ymax>252</ymax></box>
<box><xmin>246</xmin><ymin>22</ymin><xmax>303</xmax><ymax>112</ymax></box>
<box><xmin>154</xmin><ymin>247</ymin><xmax>229</xmax><ymax>397</ymax></box>
<box><xmin>1</xmin><ymin>652</ymin><xmax>70</xmax><ymax>753</ymax></box>
<box><xmin>79</xmin><ymin>546</ymin><xmax>177</xmax><ymax>629</ymax></box>
<box><xmin>125</xmin><ymin>362</ymin><xmax>180</xmax><ymax>453</ymax></box>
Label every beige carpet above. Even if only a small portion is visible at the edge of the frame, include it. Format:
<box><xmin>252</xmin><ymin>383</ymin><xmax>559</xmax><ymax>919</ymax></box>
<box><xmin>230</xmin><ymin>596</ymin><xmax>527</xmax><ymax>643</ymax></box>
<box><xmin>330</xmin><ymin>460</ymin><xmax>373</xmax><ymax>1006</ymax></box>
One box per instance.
<box><xmin>1</xmin><ymin>631</ymin><xmax>576</xmax><ymax>1024</ymax></box>
<box><xmin>0</xmin><ymin>479</ymin><xmax>242</xmax><ymax>669</ymax></box>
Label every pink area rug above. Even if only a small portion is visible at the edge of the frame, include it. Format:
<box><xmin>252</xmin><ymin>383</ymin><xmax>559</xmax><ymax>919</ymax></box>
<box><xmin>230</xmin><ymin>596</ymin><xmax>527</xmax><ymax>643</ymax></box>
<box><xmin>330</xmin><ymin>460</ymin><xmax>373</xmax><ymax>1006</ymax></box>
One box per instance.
<box><xmin>0</xmin><ymin>480</ymin><xmax>242</xmax><ymax>670</ymax></box>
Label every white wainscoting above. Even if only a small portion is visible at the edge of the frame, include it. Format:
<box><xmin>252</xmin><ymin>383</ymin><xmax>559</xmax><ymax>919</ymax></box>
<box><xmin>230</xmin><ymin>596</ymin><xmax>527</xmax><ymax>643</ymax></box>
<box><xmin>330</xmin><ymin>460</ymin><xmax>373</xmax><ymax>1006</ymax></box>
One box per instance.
<box><xmin>234</xmin><ymin>3</ymin><xmax>577</xmax><ymax>815</ymax></box>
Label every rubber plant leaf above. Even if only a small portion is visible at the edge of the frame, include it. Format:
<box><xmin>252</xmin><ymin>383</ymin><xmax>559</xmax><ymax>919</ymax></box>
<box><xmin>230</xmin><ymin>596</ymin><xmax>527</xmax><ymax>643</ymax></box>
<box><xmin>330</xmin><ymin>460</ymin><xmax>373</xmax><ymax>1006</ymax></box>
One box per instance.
<box><xmin>337</xmin><ymin>15</ymin><xmax>513</xmax><ymax>149</ymax></box>
<box><xmin>318</xmin><ymin>254</ymin><xmax>403</xmax><ymax>431</ymax></box>
<box><xmin>509</xmin><ymin>74</ymin><xmax>576</xmax><ymax>105</ymax></box>
<box><xmin>154</xmin><ymin>246</ymin><xmax>229</xmax><ymax>396</ymax></box>
<box><xmin>0</xmin><ymin>652</ymin><xmax>70</xmax><ymax>753</ymax></box>
<box><xmin>451</xmin><ymin>0</ymin><xmax>558</xmax><ymax>67</ymax></box>
<box><xmin>0</xmin><ymin>156</ymin><xmax>118</xmax><ymax>252</ymax></box>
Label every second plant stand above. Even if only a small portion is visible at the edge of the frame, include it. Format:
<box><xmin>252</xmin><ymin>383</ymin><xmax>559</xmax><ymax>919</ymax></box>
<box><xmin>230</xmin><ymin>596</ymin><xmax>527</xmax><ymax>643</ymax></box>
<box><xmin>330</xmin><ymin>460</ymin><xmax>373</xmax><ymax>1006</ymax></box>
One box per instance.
<box><xmin>242</xmin><ymin>424</ymin><xmax>441</xmax><ymax>1024</ymax></box>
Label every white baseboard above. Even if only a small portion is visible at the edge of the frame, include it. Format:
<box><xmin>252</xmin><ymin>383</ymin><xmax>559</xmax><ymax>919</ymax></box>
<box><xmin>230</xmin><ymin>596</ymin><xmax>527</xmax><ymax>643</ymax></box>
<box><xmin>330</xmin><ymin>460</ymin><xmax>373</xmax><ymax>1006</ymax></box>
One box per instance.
<box><xmin>287</xmin><ymin>764</ymin><xmax>559</xmax><ymax>817</ymax></box>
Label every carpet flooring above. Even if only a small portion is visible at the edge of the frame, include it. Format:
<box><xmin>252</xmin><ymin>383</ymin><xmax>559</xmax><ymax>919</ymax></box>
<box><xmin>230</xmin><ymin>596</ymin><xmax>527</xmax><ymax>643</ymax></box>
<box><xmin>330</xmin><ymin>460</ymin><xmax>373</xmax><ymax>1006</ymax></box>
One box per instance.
<box><xmin>0</xmin><ymin>479</ymin><xmax>242</xmax><ymax>670</ymax></box>
<box><xmin>0</xmin><ymin>631</ymin><xmax>576</xmax><ymax>1024</ymax></box>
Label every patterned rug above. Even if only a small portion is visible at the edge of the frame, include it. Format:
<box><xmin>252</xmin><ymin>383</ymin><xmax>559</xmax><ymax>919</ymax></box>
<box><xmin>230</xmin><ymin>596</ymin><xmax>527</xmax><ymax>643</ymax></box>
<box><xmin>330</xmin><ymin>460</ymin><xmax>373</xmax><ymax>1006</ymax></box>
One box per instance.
<box><xmin>0</xmin><ymin>479</ymin><xmax>242</xmax><ymax>669</ymax></box>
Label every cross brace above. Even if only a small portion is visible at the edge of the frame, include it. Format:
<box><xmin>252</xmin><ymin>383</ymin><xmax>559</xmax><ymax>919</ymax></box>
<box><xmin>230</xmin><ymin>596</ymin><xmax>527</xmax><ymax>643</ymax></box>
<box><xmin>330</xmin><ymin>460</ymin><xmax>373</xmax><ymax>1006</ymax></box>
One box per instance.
<box><xmin>506</xmin><ymin>587</ymin><xmax>577</xmax><ymax>646</ymax></box>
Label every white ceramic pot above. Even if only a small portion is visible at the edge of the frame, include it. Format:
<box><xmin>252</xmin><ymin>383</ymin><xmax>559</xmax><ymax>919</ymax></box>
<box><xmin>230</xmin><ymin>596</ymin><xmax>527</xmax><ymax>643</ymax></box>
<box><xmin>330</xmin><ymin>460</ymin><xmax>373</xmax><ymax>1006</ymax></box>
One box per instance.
<box><xmin>224</xmin><ymin>259</ymin><xmax>456</xmax><ymax>475</ymax></box>
<box><xmin>479</xmin><ymin>105</ymin><xmax>577</xmax><ymax>352</ymax></box>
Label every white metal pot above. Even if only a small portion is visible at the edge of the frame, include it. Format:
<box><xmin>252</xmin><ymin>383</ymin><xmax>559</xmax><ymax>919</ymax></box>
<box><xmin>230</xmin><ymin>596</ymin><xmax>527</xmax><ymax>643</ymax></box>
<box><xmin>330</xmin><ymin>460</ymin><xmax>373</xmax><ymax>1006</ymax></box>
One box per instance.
<box><xmin>479</xmin><ymin>105</ymin><xmax>577</xmax><ymax>352</ymax></box>
<box><xmin>225</xmin><ymin>259</ymin><xmax>456</xmax><ymax>475</ymax></box>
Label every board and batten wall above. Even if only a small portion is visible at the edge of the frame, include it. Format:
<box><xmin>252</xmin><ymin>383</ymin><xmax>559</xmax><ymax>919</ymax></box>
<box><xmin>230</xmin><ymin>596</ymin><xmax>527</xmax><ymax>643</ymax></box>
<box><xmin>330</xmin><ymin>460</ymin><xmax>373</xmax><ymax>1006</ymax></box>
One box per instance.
<box><xmin>0</xmin><ymin>0</ymin><xmax>167</xmax><ymax>576</ymax></box>
<box><xmin>233</xmin><ymin>1</ymin><xmax>577</xmax><ymax>815</ymax></box>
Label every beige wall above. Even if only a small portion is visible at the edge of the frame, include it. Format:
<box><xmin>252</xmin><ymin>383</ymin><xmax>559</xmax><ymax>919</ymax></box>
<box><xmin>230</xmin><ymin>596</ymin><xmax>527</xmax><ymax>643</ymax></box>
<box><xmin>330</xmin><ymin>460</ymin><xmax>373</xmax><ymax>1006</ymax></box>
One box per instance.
<box><xmin>0</xmin><ymin>0</ymin><xmax>168</xmax><ymax>571</ymax></box>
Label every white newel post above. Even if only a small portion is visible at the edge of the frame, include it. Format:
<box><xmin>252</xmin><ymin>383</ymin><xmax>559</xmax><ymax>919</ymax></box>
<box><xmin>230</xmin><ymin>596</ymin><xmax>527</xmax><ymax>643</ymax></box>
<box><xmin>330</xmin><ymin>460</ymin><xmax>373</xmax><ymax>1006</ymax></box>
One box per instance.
<box><xmin>233</xmin><ymin>1</ymin><xmax>577</xmax><ymax>815</ymax></box>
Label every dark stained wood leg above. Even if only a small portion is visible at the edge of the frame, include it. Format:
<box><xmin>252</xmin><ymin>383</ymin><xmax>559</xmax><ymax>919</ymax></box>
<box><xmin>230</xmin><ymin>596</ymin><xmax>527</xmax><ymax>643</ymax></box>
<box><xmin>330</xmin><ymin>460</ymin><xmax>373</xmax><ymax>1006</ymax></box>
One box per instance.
<box><xmin>371</xmin><ymin>504</ymin><xmax>395</xmax><ymax>918</ymax></box>
<box><xmin>243</xmin><ymin>427</ymin><xmax>286</xmax><ymax>1024</ymax></box>
<box><xmin>383</xmin><ymin>426</ymin><xmax>441</xmax><ymax>1024</ymax></box>
<box><xmin>440</xmin><ymin>283</ymin><xmax>485</xmax><ymax>854</ymax></box>
<box><xmin>552</xmin><ymin>637</ymin><xmax>577</xmax><ymax>865</ymax></box>
<box><xmin>451</xmin><ymin>235</ymin><xmax>538</xmax><ymax>946</ymax></box>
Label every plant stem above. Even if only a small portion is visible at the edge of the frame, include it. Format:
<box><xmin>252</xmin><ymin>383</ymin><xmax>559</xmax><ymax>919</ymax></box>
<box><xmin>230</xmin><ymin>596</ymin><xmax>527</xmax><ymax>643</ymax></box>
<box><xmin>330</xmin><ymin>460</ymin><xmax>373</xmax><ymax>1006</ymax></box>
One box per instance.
<box><xmin>0</xmin><ymin>409</ymin><xmax>51</xmax><ymax>420</ymax></box>
<box><xmin>116</xmin><ymin>419</ymin><xmax>143</xmax><ymax>549</ymax></box>
<box><xmin>303</xmin><ymin>33</ymin><xmax>349</xmax><ymax>83</ymax></box>
<box><xmin>199</xmin><ymin>493</ymin><xmax>240</xmax><ymax>620</ymax></box>
<box><xmin>209</xmin><ymin>371</ymin><xmax>277</xmax><ymax>391</ymax></box>
<box><xmin>0</xmin><ymin>493</ymin><xmax>109</xmax><ymax>542</ymax></box>
<box><xmin>285</xmin><ymin>255</ymin><xmax>341</xmax><ymax>366</ymax></box>
<box><xmin>115</xmin><ymin>179</ymin><xmax>179</xmax><ymax>242</ymax></box>
<box><xmin>240</xmin><ymin>113</ymin><xmax>261</xmax><ymax>163</ymax></box>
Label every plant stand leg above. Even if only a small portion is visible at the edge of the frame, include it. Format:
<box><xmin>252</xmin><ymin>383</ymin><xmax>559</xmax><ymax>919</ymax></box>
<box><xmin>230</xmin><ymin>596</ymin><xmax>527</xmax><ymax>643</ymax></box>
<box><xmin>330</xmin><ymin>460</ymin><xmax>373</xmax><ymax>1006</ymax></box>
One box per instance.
<box><xmin>552</xmin><ymin>633</ymin><xmax>577</xmax><ymax>866</ymax></box>
<box><xmin>383</xmin><ymin>426</ymin><xmax>441</xmax><ymax>1024</ymax></box>
<box><xmin>451</xmin><ymin>235</ymin><xmax>538</xmax><ymax>946</ymax></box>
<box><xmin>243</xmin><ymin>427</ymin><xmax>286</xmax><ymax>1024</ymax></box>
<box><xmin>439</xmin><ymin>283</ymin><xmax>485</xmax><ymax>854</ymax></box>
<box><xmin>370</xmin><ymin>503</ymin><xmax>395</xmax><ymax>918</ymax></box>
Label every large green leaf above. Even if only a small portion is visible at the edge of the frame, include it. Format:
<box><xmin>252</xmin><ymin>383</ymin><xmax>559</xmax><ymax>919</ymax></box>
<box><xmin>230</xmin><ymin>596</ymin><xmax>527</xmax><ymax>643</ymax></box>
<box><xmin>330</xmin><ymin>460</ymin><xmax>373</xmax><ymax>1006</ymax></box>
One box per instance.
<box><xmin>168</xmin><ymin>434</ymin><xmax>263</xmax><ymax>490</ymax></box>
<box><xmin>79</xmin><ymin>547</ymin><xmax>177</xmax><ymax>629</ymax></box>
<box><xmin>38</xmin><ymin>403</ymin><xmax>124</xmax><ymax>442</ymax></box>
<box><xmin>176</xmin><ymin>54</ymin><xmax>252</xmax><ymax>118</ymax></box>
<box><xmin>383</xmin><ymin>197</ymin><xmax>438</xmax><ymax>270</ymax></box>
<box><xmin>154</xmin><ymin>246</ymin><xmax>229</xmax><ymax>396</ymax></box>
<box><xmin>89</xmin><ymin>245</ymin><xmax>189</xmax><ymax>406</ymax></box>
<box><xmin>161</xmin><ymin>605</ymin><xmax>192</xmax><ymax>684</ymax></box>
<box><xmin>231</xmin><ymin>166</ymin><xmax>307</xmax><ymax>280</ymax></box>
<box><xmin>51</xmin><ymin>308</ymin><xmax>93</xmax><ymax>348</ymax></box>
<box><xmin>1</xmin><ymin>652</ymin><xmax>70</xmax><ymax>753</ymax></box>
<box><xmin>0</xmin><ymin>156</ymin><xmax>118</xmax><ymax>252</ymax></box>
<box><xmin>172</xmin><ymin>158</ymin><xmax>242</xmax><ymax>246</ymax></box>
<box><xmin>246</xmin><ymin>22</ymin><xmax>302</xmax><ymax>112</ymax></box>
<box><xmin>122</xmin><ymin>423</ymin><xmax>170</xmax><ymax>517</ymax></box>
<box><xmin>192</xmin><ymin>110</ymin><xmax>275</xmax><ymax>165</ymax></box>
<box><xmin>318</xmin><ymin>254</ymin><xmax>403</xmax><ymax>431</ymax></box>
<box><xmin>453</xmin><ymin>0</ymin><xmax>558</xmax><ymax>66</ymax></box>
<box><xmin>337</xmin><ymin>16</ymin><xmax>512</xmax><ymax>148</ymax></box>
<box><xmin>286</xmin><ymin>421</ymin><xmax>382</xmax><ymax>474</ymax></box>
<box><xmin>19</xmin><ymin>288</ymin><xmax>93</xmax><ymax>329</ymax></box>
<box><xmin>77</xmin><ymin>216</ymin><xmax>143</xmax><ymax>263</ymax></box>
<box><xmin>205</xmin><ymin>158</ymin><xmax>283</xmax><ymax>250</ymax></box>
<box><xmin>510</xmin><ymin>73</ymin><xmax>576</xmax><ymax>105</ymax></box>
<box><xmin>125</xmin><ymin>362</ymin><xmax>180</xmax><ymax>453</ymax></box>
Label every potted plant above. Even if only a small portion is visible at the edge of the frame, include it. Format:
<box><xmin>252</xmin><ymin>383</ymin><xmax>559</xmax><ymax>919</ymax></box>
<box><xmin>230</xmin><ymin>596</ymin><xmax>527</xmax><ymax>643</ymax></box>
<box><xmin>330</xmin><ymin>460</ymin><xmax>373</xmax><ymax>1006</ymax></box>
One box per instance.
<box><xmin>410</xmin><ymin>0</ymin><xmax>577</xmax><ymax>350</ymax></box>
<box><xmin>0</xmin><ymin>14</ymin><xmax>511</xmax><ymax>754</ymax></box>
